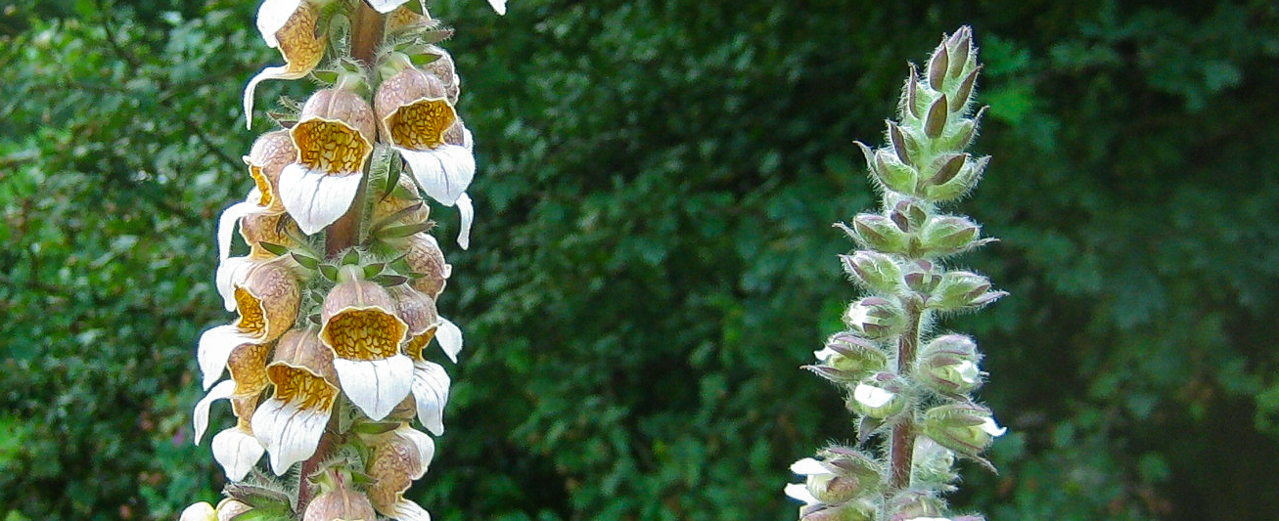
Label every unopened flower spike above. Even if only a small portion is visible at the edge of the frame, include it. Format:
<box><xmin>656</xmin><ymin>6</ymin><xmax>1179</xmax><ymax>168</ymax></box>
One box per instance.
<box><xmin>244</xmin><ymin>0</ymin><xmax>329</xmax><ymax>129</ymax></box>
<box><xmin>788</xmin><ymin>27</ymin><xmax>1003</xmax><ymax>521</ymax></box>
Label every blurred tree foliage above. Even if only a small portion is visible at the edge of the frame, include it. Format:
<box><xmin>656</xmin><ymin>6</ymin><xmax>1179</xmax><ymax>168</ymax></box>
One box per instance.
<box><xmin>2</xmin><ymin>0</ymin><xmax>1278</xmax><ymax>520</ymax></box>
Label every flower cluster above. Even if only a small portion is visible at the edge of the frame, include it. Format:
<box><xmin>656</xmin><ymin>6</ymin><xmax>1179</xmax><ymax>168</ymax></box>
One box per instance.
<box><xmin>182</xmin><ymin>1</ymin><xmax>502</xmax><ymax>520</ymax></box>
<box><xmin>786</xmin><ymin>27</ymin><xmax>1006</xmax><ymax>521</ymax></box>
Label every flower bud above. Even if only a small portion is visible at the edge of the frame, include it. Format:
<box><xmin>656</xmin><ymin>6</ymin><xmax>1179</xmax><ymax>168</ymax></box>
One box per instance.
<box><xmin>922</xmin><ymin>403</ymin><xmax>1005</xmax><ymax>459</ymax></box>
<box><xmin>924</xmin><ymin>155</ymin><xmax>987</xmax><ymax>202</ymax></box>
<box><xmin>367</xmin><ymin>426</ymin><xmax>436</xmax><ymax>520</ymax></box>
<box><xmin>841</xmin><ymin>250</ymin><xmax>903</xmax><ymax>294</ymax></box>
<box><xmin>837</xmin><ymin>214</ymin><xmax>909</xmax><ymax>255</ymax></box>
<box><xmin>915</xmin><ymin>335</ymin><xmax>982</xmax><ymax>396</ymax></box>
<box><xmin>929</xmin><ymin>271</ymin><xmax>1003</xmax><ymax>311</ymax></box>
<box><xmin>404</xmin><ymin>233</ymin><xmax>451</xmax><ymax>298</ymax></box>
<box><xmin>917</xmin><ymin>215</ymin><xmax>981</xmax><ymax>257</ymax></box>
<box><xmin>239</xmin><ymin>212</ymin><xmax>303</xmax><ymax>258</ymax></box>
<box><xmin>807</xmin><ymin>332</ymin><xmax>887</xmax><ymax>384</ymax></box>
<box><xmin>843</xmin><ymin>297</ymin><xmax>904</xmax><ymax>340</ymax></box>
<box><xmin>371</xmin><ymin>173</ymin><xmax>431</xmax><ymax>227</ymax></box>
<box><xmin>820</xmin><ymin>446</ymin><xmax>882</xmax><ymax>492</ymax></box>
<box><xmin>303</xmin><ymin>473</ymin><xmax>376</xmax><ymax>521</ymax></box>
<box><xmin>923</xmin><ymin>95</ymin><xmax>948</xmax><ymax>139</ymax></box>
<box><xmin>910</xmin><ymin>436</ymin><xmax>958</xmax><ymax>488</ymax></box>
<box><xmin>214</xmin><ymin>499</ymin><xmax>252</xmax><ymax>521</ymax></box>
<box><xmin>234</xmin><ymin>259</ymin><xmax>301</xmax><ymax>342</ymax></box>
<box><xmin>245</xmin><ymin>130</ymin><xmax>296</xmax><ymax>213</ymax></box>
<box><xmin>889</xmin><ymin>490</ymin><xmax>944</xmax><ymax>521</ymax></box>
<box><xmin>869</xmin><ymin>147</ymin><xmax>918</xmax><ymax>195</ymax></box>
<box><xmin>901</xmin><ymin>260</ymin><xmax>940</xmax><ymax>295</ymax></box>
<box><xmin>849</xmin><ymin>373</ymin><xmax>907</xmax><ymax>419</ymax></box>
<box><xmin>390</xmin><ymin>284</ymin><xmax>440</xmax><ymax>337</ymax></box>
<box><xmin>799</xmin><ymin>500</ymin><xmax>877</xmax><ymax>521</ymax></box>
<box><xmin>788</xmin><ymin>457</ymin><xmax>860</xmax><ymax>504</ymax></box>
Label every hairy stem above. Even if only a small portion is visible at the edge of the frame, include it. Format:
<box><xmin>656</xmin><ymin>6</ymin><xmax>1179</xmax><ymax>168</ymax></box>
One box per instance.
<box><xmin>889</xmin><ymin>299</ymin><xmax>924</xmax><ymax>490</ymax></box>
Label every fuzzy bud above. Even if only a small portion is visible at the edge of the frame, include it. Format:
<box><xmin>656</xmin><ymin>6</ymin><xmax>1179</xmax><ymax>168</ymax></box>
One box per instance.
<box><xmin>849</xmin><ymin>373</ymin><xmax>907</xmax><ymax>419</ymax></box>
<box><xmin>889</xmin><ymin>490</ymin><xmax>945</xmax><ymax>521</ymax></box>
<box><xmin>841</xmin><ymin>250</ymin><xmax>903</xmax><ymax>294</ymax></box>
<box><xmin>929</xmin><ymin>271</ymin><xmax>1003</xmax><ymax>311</ymax></box>
<box><xmin>917</xmin><ymin>215</ymin><xmax>981</xmax><ymax>258</ymax></box>
<box><xmin>808</xmin><ymin>332</ymin><xmax>888</xmax><ymax>383</ymax></box>
<box><xmin>843</xmin><ymin>297</ymin><xmax>904</xmax><ymax>340</ymax></box>
<box><xmin>303</xmin><ymin>475</ymin><xmax>376</xmax><ymax>521</ymax></box>
<box><xmin>901</xmin><ymin>260</ymin><xmax>940</xmax><ymax>295</ymax></box>
<box><xmin>921</xmin><ymin>403</ymin><xmax>1005</xmax><ymax>460</ymax></box>
<box><xmin>838</xmin><ymin>214</ymin><xmax>909</xmax><ymax>256</ymax></box>
<box><xmin>924</xmin><ymin>155</ymin><xmax>988</xmax><ymax>202</ymax></box>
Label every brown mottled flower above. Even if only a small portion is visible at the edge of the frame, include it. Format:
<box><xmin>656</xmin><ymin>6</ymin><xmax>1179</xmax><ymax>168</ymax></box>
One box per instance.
<box><xmin>243</xmin><ymin>0</ymin><xmax>327</xmax><ymax>128</ymax></box>
<box><xmin>403</xmin><ymin>232</ymin><xmax>451</xmax><ymax>298</ymax></box>
<box><xmin>251</xmin><ymin>327</ymin><xmax>341</xmax><ymax>475</ymax></box>
<box><xmin>319</xmin><ymin>267</ymin><xmax>413</xmax><ymax>420</ymax></box>
<box><xmin>278</xmin><ymin>87</ymin><xmax>377</xmax><ymax>234</ymax></box>
<box><xmin>193</xmin><ymin>340</ymin><xmax>274</xmax><ymax>480</ymax></box>
<box><xmin>200</xmin><ymin>257</ymin><xmax>300</xmax><ymax>388</ymax></box>
<box><xmin>391</xmin><ymin>286</ymin><xmax>453</xmax><ymax>436</ymax></box>
<box><xmin>366</xmin><ymin>425</ymin><xmax>436</xmax><ymax>521</ymax></box>
<box><xmin>218</xmin><ymin>130</ymin><xmax>297</xmax><ymax>264</ymax></box>
<box><xmin>375</xmin><ymin>63</ymin><xmax>475</xmax><ymax>248</ymax></box>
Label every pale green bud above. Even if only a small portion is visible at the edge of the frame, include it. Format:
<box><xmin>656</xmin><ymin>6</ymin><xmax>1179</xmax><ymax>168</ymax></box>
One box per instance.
<box><xmin>917</xmin><ymin>215</ymin><xmax>983</xmax><ymax>257</ymax></box>
<box><xmin>843</xmin><ymin>297</ymin><xmax>905</xmax><ymax>339</ymax></box>
<box><xmin>929</xmin><ymin>271</ymin><xmax>1005</xmax><ymax>311</ymax></box>
<box><xmin>807</xmin><ymin>332</ymin><xmax>888</xmax><ymax>383</ymax></box>
<box><xmin>922</xmin><ymin>403</ymin><xmax>1005</xmax><ymax>461</ymax></box>
<box><xmin>902</xmin><ymin>260</ymin><xmax>941</xmax><ymax>295</ymax></box>
<box><xmin>850</xmin><ymin>373</ymin><xmax>907</xmax><ymax>419</ymax></box>
<box><xmin>837</xmin><ymin>214</ymin><xmax>909</xmax><ymax>255</ymax></box>
<box><xmin>924</xmin><ymin>155</ymin><xmax>988</xmax><ymax>202</ymax></box>
<box><xmin>841</xmin><ymin>250</ymin><xmax>903</xmax><ymax>294</ymax></box>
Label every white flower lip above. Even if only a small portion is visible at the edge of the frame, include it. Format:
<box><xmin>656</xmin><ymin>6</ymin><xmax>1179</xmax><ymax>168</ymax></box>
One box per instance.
<box><xmin>853</xmin><ymin>383</ymin><xmax>895</xmax><ymax>409</ymax></box>
<box><xmin>980</xmin><ymin>416</ymin><xmax>1007</xmax><ymax>437</ymax></box>
<box><xmin>955</xmin><ymin>359</ymin><xmax>979</xmax><ymax>384</ymax></box>
<box><xmin>412</xmin><ymin>359</ymin><xmax>451</xmax><ymax>436</ymax></box>
<box><xmin>333</xmin><ymin>356</ymin><xmax>415</xmax><ymax>421</ymax></box>
<box><xmin>783</xmin><ymin>482</ymin><xmax>820</xmax><ymax>505</ymax></box>
<box><xmin>789</xmin><ymin>457</ymin><xmax>829</xmax><ymax>476</ymax></box>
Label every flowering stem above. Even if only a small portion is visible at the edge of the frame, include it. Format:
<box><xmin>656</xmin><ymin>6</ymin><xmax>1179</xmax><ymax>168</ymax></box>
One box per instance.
<box><xmin>889</xmin><ymin>299</ymin><xmax>924</xmax><ymax>490</ymax></box>
<box><xmin>325</xmin><ymin>2</ymin><xmax>383</xmax><ymax>256</ymax></box>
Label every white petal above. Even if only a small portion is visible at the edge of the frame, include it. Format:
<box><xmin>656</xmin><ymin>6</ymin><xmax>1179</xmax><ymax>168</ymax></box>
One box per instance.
<box><xmin>198</xmin><ymin>325</ymin><xmax>257</xmax><ymax>390</ymax></box>
<box><xmin>244</xmin><ymin>65</ymin><xmax>310</xmax><ymax>130</ymax></box>
<box><xmin>435</xmin><ymin>317</ymin><xmax>463</xmax><ymax>363</ymax></box>
<box><xmin>215</xmin><ymin>256</ymin><xmax>254</xmax><ymax>312</ymax></box>
<box><xmin>179</xmin><ymin>502</ymin><xmax>217</xmax><ymax>521</ymax></box>
<box><xmin>278</xmin><ymin>164</ymin><xmax>363</xmax><ymax>235</ymax></box>
<box><xmin>455</xmin><ymin>192</ymin><xmax>473</xmax><ymax>250</ymax></box>
<box><xmin>212</xmin><ymin>426</ymin><xmax>266</xmax><ymax>481</ymax></box>
<box><xmin>193</xmin><ymin>380</ymin><xmax>236</xmax><ymax>444</ymax></box>
<box><xmin>251</xmin><ymin>396</ymin><xmax>331</xmax><ymax>475</ymax></box>
<box><xmin>981</xmin><ymin>417</ymin><xmax>1007</xmax><ymax>437</ymax></box>
<box><xmin>390</xmin><ymin>499</ymin><xmax>432</xmax><ymax>521</ymax></box>
<box><xmin>217</xmin><ymin>201</ymin><xmax>262</xmax><ymax>265</ymax></box>
<box><xmin>487</xmin><ymin>0</ymin><xmax>507</xmax><ymax>15</ymax></box>
<box><xmin>255</xmin><ymin>0</ymin><xmax>302</xmax><ymax>48</ymax></box>
<box><xmin>812</xmin><ymin>347</ymin><xmax>837</xmax><ymax>362</ymax></box>
<box><xmin>398</xmin><ymin>144</ymin><xmax>474</xmax><ymax>207</ymax></box>
<box><xmin>783</xmin><ymin>483</ymin><xmax>819</xmax><ymax>505</ymax></box>
<box><xmin>956</xmin><ymin>360</ymin><xmax>980</xmax><ymax>384</ymax></box>
<box><xmin>333</xmin><ymin>356</ymin><xmax>415</xmax><ymax>421</ymax></box>
<box><xmin>789</xmin><ymin>457</ymin><xmax>829</xmax><ymax>476</ymax></box>
<box><xmin>412</xmin><ymin>360</ymin><xmax>451</xmax><ymax>436</ymax></box>
<box><xmin>853</xmin><ymin>383</ymin><xmax>895</xmax><ymax>409</ymax></box>
<box><xmin>367</xmin><ymin>0</ymin><xmax>411</xmax><ymax>13</ymax></box>
<box><xmin>393</xmin><ymin>425</ymin><xmax>437</xmax><ymax>476</ymax></box>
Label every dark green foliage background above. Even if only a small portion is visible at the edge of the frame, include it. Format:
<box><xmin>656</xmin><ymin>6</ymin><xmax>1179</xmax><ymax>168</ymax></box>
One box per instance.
<box><xmin>3</xmin><ymin>0</ymin><xmax>1279</xmax><ymax>519</ymax></box>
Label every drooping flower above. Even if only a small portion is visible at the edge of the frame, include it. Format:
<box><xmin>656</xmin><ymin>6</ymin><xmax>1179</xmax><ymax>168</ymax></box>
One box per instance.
<box><xmin>278</xmin><ymin>87</ymin><xmax>378</xmax><ymax>234</ymax></box>
<box><xmin>199</xmin><ymin>257</ymin><xmax>300</xmax><ymax>389</ymax></box>
<box><xmin>251</xmin><ymin>327</ymin><xmax>341</xmax><ymax>475</ymax></box>
<box><xmin>244</xmin><ymin>0</ymin><xmax>327</xmax><ymax>128</ymax></box>
<box><xmin>217</xmin><ymin>130</ymin><xmax>298</xmax><ymax>265</ymax></box>
<box><xmin>365</xmin><ymin>425</ymin><xmax>436</xmax><ymax>521</ymax></box>
<box><xmin>391</xmin><ymin>285</ymin><xmax>453</xmax><ymax>435</ymax></box>
<box><xmin>193</xmin><ymin>339</ymin><xmax>273</xmax><ymax>480</ymax></box>
<box><xmin>302</xmin><ymin>470</ymin><xmax>377</xmax><ymax>521</ymax></box>
<box><xmin>403</xmin><ymin>232</ymin><xmax>451</xmax><ymax>298</ymax></box>
<box><xmin>375</xmin><ymin>60</ymin><xmax>476</xmax><ymax>248</ymax></box>
<box><xmin>319</xmin><ymin>267</ymin><xmax>413</xmax><ymax>420</ymax></box>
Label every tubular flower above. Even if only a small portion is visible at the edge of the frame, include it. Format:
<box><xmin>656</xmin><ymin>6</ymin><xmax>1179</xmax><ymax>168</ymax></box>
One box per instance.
<box><xmin>279</xmin><ymin>87</ymin><xmax>377</xmax><ymax>235</ymax></box>
<box><xmin>200</xmin><ymin>257</ymin><xmax>300</xmax><ymax>389</ymax></box>
<box><xmin>366</xmin><ymin>425</ymin><xmax>436</xmax><ymax>521</ymax></box>
<box><xmin>375</xmin><ymin>64</ymin><xmax>476</xmax><ymax>249</ymax></box>
<box><xmin>218</xmin><ymin>130</ymin><xmax>298</xmax><ymax>264</ymax></box>
<box><xmin>303</xmin><ymin>471</ymin><xmax>377</xmax><ymax>521</ymax></box>
<box><xmin>244</xmin><ymin>0</ymin><xmax>327</xmax><ymax>128</ymax></box>
<box><xmin>252</xmin><ymin>328</ymin><xmax>341</xmax><ymax>475</ymax></box>
<box><xmin>320</xmin><ymin>269</ymin><xmax>413</xmax><ymax>420</ymax></box>
<box><xmin>371</xmin><ymin>174</ymin><xmax>431</xmax><ymax>227</ymax></box>
<box><xmin>392</xmin><ymin>285</ymin><xmax>453</xmax><ymax>435</ymax></box>
<box><xmin>193</xmin><ymin>340</ymin><xmax>273</xmax><ymax>480</ymax></box>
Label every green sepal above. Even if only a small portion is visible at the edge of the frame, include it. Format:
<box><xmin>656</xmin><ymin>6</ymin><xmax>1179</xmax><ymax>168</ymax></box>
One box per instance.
<box><xmin>257</xmin><ymin>241</ymin><xmax>290</xmax><ymax>256</ymax></box>
<box><xmin>363</xmin><ymin>262</ymin><xmax>387</xmax><ymax>279</ymax></box>
<box><xmin>348</xmin><ymin>470</ymin><xmax>377</xmax><ymax>486</ymax></box>
<box><xmin>381</xmin><ymin>158</ymin><xmax>403</xmax><ymax>202</ymax></box>
<box><xmin>377</xmin><ymin>222</ymin><xmax>433</xmax><ymax>240</ymax></box>
<box><xmin>290</xmin><ymin>252</ymin><xmax>320</xmax><ymax>270</ymax></box>
<box><xmin>352</xmin><ymin>421</ymin><xmax>402</xmax><ymax>435</ymax></box>
<box><xmin>319</xmin><ymin>263</ymin><xmax>339</xmax><ymax>282</ymax></box>
<box><xmin>341</xmin><ymin>249</ymin><xmax>360</xmax><ymax>266</ymax></box>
